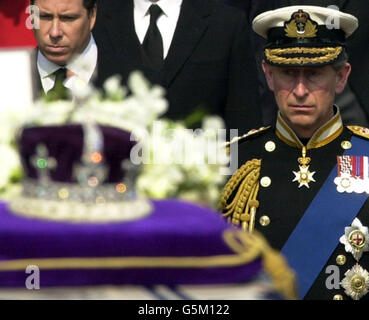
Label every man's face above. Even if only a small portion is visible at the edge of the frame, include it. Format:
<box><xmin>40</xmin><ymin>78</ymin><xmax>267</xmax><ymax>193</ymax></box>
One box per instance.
<box><xmin>263</xmin><ymin>62</ymin><xmax>351</xmax><ymax>138</ymax></box>
<box><xmin>33</xmin><ymin>0</ymin><xmax>96</xmax><ymax>66</ymax></box>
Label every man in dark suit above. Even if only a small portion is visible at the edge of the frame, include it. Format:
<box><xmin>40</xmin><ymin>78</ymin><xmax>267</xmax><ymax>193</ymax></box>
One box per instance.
<box><xmin>278</xmin><ymin>0</ymin><xmax>369</xmax><ymax>127</ymax></box>
<box><xmin>93</xmin><ymin>0</ymin><xmax>261</xmax><ymax>133</ymax></box>
<box><xmin>31</xmin><ymin>0</ymin><xmax>97</xmax><ymax>97</ymax></box>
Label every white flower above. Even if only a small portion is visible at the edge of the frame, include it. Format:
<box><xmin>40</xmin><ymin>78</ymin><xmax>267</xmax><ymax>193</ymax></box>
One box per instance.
<box><xmin>103</xmin><ymin>75</ymin><xmax>120</xmax><ymax>93</ymax></box>
<box><xmin>137</xmin><ymin>165</ymin><xmax>184</xmax><ymax>198</ymax></box>
<box><xmin>0</xmin><ymin>144</ymin><xmax>21</xmax><ymax>190</ymax></box>
<box><xmin>203</xmin><ymin>115</ymin><xmax>225</xmax><ymax>132</ymax></box>
<box><xmin>69</xmin><ymin>78</ymin><xmax>94</xmax><ymax>101</ymax></box>
<box><xmin>103</xmin><ymin>75</ymin><xmax>127</xmax><ymax>100</ymax></box>
<box><xmin>29</xmin><ymin>100</ymin><xmax>74</xmax><ymax>125</ymax></box>
<box><xmin>136</xmin><ymin>117</ymin><xmax>229</xmax><ymax>207</ymax></box>
<box><xmin>128</xmin><ymin>71</ymin><xmax>151</xmax><ymax>96</ymax></box>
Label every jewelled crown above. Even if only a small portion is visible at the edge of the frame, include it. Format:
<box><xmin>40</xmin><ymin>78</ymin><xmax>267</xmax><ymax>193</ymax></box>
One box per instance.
<box><xmin>10</xmin><ymin>123</ymin><xmax>151</xmax><ymax>222</ymax></box>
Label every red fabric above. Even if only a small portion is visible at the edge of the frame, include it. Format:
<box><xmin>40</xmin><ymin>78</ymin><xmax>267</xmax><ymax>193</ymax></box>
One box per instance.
<box><xmin>0</xmin><ymin>0</ymin><xmax>37</xmax><ymax>48</ymax></box>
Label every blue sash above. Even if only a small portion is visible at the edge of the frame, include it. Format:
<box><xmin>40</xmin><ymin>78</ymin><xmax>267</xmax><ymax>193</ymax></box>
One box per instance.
<box><xmin>281</xmin><ymin>136</ymin><xmax>369</xmax><ymax>299</ymax></box>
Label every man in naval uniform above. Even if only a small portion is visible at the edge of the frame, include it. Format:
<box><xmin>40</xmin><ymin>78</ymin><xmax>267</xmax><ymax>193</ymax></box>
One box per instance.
<box><xmin>219</xmin><ymin>5</ymin><xmax>369</xmax><ymax>300</ymax></box>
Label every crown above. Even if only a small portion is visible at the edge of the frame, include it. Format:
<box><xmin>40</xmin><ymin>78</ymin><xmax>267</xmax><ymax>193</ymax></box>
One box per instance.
<box><xmin>10</xmin><ymin>122</ymin><xmax>152</xmax><ymax>222</ymax></box>
<box><xmin>293</xmin><ymin>9</ymin><xmax>309</xmax><ymax>24</ymax></box>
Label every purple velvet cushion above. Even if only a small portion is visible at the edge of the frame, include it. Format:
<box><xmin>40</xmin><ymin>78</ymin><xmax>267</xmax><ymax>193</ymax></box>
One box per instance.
<box><xmin>0</xmin><ymin>200</ymin><xmax>262</xmax><ymax>287</ymax></box>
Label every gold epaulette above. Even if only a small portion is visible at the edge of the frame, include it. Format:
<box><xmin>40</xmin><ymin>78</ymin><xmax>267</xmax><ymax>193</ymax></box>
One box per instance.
<box><xmin>218</xmin><ymin>159</ymin><xmax>261</xmax><ymax>232</ymax></box>
<box><xmin>347</xmin><ymin>126</ymin><xmax>369</xmax><ymax>140</ymax></box>
<box><xmin>225</xmin><ymin>126</ymin><xmax>271</xmax><ymax>148</ymax></box>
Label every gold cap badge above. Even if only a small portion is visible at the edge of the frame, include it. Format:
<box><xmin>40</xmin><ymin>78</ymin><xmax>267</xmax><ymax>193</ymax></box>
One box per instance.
<box><xmin>285</xmin><ymin>9</ymin><xmax>318</xmax><ymax>38</ymax></box>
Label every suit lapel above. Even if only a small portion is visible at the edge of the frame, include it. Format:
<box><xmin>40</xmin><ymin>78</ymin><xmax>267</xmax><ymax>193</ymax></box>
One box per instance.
<box><xmin>101</xmin><ymin>0</ymin><xmax>142</xmax><ymax>64</ymax></box>
<box><xmin>33</xmin><ymin>47</ymin><xmax>43</xmax><ymax>97</ymax></box>
<box><xmin>161</xmin><ymin>0</ymin><xmax>211</xmax><ymax>87</ymax></box>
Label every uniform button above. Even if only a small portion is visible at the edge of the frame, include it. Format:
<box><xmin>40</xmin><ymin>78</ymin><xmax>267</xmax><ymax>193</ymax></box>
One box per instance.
<box><xmin>265</xmin><ymin>141</ymin><xmax>276</xmax><ymax>152</ymax></box>
<box><xmin>336</xmin><ymin>255</ymin><xmax>347</xmax><ymax>266</ymax></box>
<box><xmin>341</xmin><ymin>141</ymin><xmax>352</xmax><ymax>150</ymax></box>
<box><xmin>259</xmin><ymin>216</ymin><xmax>270</xmax><ymax>227</ymax></box>
<box><xmin>333</xmin><ymin>294</ymin><xmax>343</xmax><ymax>300</ymax></box>
<box><xmin>260</xmin><ymin>176</ymin><xmax>271</xmax><ymax>187</ymax></box>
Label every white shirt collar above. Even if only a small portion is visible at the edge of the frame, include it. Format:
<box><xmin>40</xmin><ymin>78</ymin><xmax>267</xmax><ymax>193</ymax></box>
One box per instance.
<box><xmin>37</xmin><ymin>35</ymin><xmax>97</xmax><ymax>93</ymax></box>
<box><xmin>134</xmin><ymin>0</ymin><xmax>182</xmax><ymax>18</ymax></box>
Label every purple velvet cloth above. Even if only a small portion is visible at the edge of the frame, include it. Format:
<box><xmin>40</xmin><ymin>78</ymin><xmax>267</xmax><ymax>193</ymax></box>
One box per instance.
<box><xmin>0</xmin><ymin>199</ymin><xmax>262</xmax><ymax>287</ymax></box>
<box><xmin>19</xmin><ymin>125</ymin><xmax>135</xmax><ymax>183</ymax></box>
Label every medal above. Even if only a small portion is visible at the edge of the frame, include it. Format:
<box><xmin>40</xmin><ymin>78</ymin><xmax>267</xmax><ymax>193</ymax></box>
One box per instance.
<box><xmin>339</xmin><ymin>218</ymin><xmax>369</xmax><ymax>261</ymax></box>
<box><xmin>341</xmin><ymin>264</ymin><xmax>369</xmax><ymax>300</ymax></box>
<box><xmin>292</xmin><ymin>147</ymin><xmax>316</xmax><ymax>188</ymax></box>
<box><xmin>334</xmin><ymin>155</ymin><xmax>369</xmax><ymax>194</ymax></box>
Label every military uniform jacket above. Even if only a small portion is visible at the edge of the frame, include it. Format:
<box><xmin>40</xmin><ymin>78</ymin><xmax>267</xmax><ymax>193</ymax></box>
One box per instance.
<box><xmin>220</xmin><ymin>109</ymin><xmax>369</xmax><ymax>300</ymax></box>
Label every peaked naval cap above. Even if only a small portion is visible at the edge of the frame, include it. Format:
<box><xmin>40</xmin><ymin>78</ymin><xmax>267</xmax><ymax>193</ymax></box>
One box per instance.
<box><xmin>252</xmin><ymin>5</ymin><xmax>358</xmax><ymax>66</ymax></box>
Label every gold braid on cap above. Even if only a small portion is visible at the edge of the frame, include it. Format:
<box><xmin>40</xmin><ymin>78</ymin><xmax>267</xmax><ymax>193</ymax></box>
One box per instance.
<box><xmin>218</xmin><ymin>159</ymin><xmax>261</xmax><ymax>232</ymax></box>
<box><xmin>265</xmin><ymin>46</ymin><xmax>342</xmax><ymax>65</ymax></box>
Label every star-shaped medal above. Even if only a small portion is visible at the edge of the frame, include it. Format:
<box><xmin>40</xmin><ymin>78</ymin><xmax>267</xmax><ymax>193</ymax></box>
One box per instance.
<box><xmin>292</xmin><ymin>165</ymin><xmax>316</xmax><ymax>188</ymax></box>
<box><xmin>292</xmin><ymin>147</ymin><xmax>316</xmax><ymax>188</ymax></box>
<box><xmin>341</xmin><ymin>264</ymin><xmax>369</xmax><ymax>300</ymax></box>
<box><xmin>340</xmin><ymin>218</ymin><xmax>369</xmax><ymax>261</ymax></box>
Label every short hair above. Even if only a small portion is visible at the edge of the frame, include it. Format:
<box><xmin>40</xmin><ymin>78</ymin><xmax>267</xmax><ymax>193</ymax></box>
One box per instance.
<box><xmin>30</xmin><ymin>0</ymin><xmax>97</xmax><ymax>15</ymax></box>
<box><xmin>83</xmin><ymin>0</ymin><xmax>97</xmax><ymax>15</ymax></box>
<box><xmin>331</xmin><ymin>51</ymin><xmax>349</xmax><ymax>72</ymax></box>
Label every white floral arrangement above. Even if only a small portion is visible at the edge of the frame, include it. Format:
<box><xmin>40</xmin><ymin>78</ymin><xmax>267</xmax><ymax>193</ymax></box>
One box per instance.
<box><xmin>135</xmin><ymin>117</ymin><xmax>230</xmax><ymax>207</ymax></box>
<box><xmin>28</xmin><ymin>71</ymin><xmax>168</xmax><ymax>134</ymax></box>
<box><xmin>0</xmin><ymin>110</ymin><xmax>24</xmax><ymax>192</ymax></box>
<box><xmin>0</xmin><ymin>71</ymin><xmax>229</xmax><ymax>208</ymax></box>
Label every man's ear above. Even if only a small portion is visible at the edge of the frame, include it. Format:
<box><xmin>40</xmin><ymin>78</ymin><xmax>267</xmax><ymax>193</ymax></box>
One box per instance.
<box><xmin>262</xmin><ymin>60</ymin><xmax>275</xmax><ymax>92</ymax></box>
<box><xmin>89</xmin><ymin>4</ymin><xmax>97</xmax><ymax>31</ymax></box>
<box><xmin>335</xmin><ymin>62</ymin><xmax>351</xmax><ymax>94</ymax></box>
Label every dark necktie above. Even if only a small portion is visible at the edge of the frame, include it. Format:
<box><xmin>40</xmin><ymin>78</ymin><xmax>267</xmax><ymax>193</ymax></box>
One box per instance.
<box><xmin>46</xmin><ymin>68</ymin><xmax>68</xmax><ymax>100</ymax></box>
<box><xmin>54</xmin><ymin>67</ymin><xmax>67</xmax><ymax>83</ymax></box>
<box><xmin>142</xmin><ymin>5</ymin><xmax>164</xmax><ymax>70</ymax></box>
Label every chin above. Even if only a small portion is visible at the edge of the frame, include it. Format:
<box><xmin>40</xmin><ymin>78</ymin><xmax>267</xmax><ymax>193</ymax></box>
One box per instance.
<box><xmin>42</xmin><ymin>51</ymin><xmax>70</xmax><ymax>66</ymax></box>
<box><xmin>289</xmin><ymin>115</ymin><xmax>316</xmax><ymax>127</ymax></box>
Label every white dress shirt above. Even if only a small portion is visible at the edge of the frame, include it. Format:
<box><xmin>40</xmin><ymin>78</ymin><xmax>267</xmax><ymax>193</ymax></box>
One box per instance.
<box><xmin>37</xmin><ymin>35</ymin><xmax>98</xmax><ymax>93</ymax></box>
<box><xmin>134</xmin><ymin>0</ymin><xmax>182</xmax><ymax>59</ymax></box>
